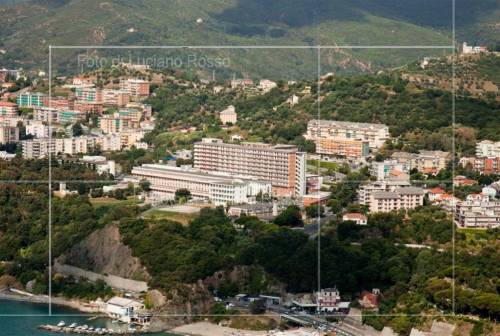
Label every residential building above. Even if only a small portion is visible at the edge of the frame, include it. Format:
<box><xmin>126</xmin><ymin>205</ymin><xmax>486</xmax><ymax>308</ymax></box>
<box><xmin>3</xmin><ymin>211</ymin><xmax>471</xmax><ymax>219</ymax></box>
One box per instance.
<box><xmin>103</xmin><ymin>89</ymin><xmax>130</xmax><ymax>107</ymax></box>
<box><xmin>453</xmin><ymin>175</ymin><xmax>477</xmax><ymax>187</ymax></box>
<box><xmin>230</xmin><ymin>78</ymin><xmax>254</xmax><ymax>89</ymax></box>
<box><xmin>48</xmin><ymin>97</ymin><xmax>75</xmax><ymax>111</ymax></box>
<box><xmin>306</xmin><ymin>120</ymin><xmax>390</xmax><ymax>150</ymax></box>
<box><xmin>194</xmin><ymin>138</ymin><xmax>306</xmax><ymax>197</ymax></box>
<box><xmin>74</xmin><ymin>86</ymin><xmax>102</xmax><ymax>103</ymax></box>
<box><xmin>58</xmin><ymin>110</ymin><xmax>86</xmax><ymax>124</ymax></box>
<box><xmin>462</xmin><ymin>42</ymin><xmax>488</xmax><ymax>54</ymax></box>
<box><xmin>98</xmin><ymin>113</ymin><xmax>140</xmax><ymax>134</ymax></box>
<box><xmin>25</xmin><ymin>121</ymin><xmax>51</xmax><ymax>138</ymax></box>
<box><xmin>0</xmin><ymin>101</ymin><xmax>18</xmax><ymax>117</ymax></box>
<box><xmin>358</xmin><ymin>176</ymin><xmax>411</xmax><ymax>208</ymax></box>
<box><xmin>219</xmin><ymin>105</ymin><xmax>237</xmax><ymax>125</ymax></box>
<box><xmin>369</xmin><ymin>187</ymin><xmax>424</xmax><ymax>213</ymax></box>
<box><xmin>120</xmin><ymin>79</ymin><xmax>150</xmax><ymax>97</ymax></box>
<box><xmin>22</xmin><ymin>138</ymin><xmax>55</xmax><ymax>159</ymax></box>
<box><xmin>0</xmin><ymin>126</ymin><xmax>19</xmax><ymax>144</ymax></box>
<box><xmin>455</xmin><ymin>194</ymin><xmax>500</xmax><ymax>229</ymax></box>
<box><xmin>73</xmin><ymin>101</ymin><xmax>103</xmax><ymax>115</ymax></box>
<box><xmin>0</xmin><ymin>151</ymin><xmax>16</xmax><ymax>160</ymax></box>
<box><xmin>17</xmin><ymin>92</ymin><xmax>47</xmax><ymax>108</ymax></box>
<box><xmin>342</xmin><ymin>213</ymin><xmax>368</xmax><ymax>225</ymax></box>
<box><xmin>34</xmin><ymin>107</ymin><xmax>59</xmax><ymax>123</ymax></box>
<box><xmin>392</xmin><ymin>150</ymin><xmax>450</xmax><ymax>174</ymax></box>
<box><xmin>476</xmin><ymin>140</ymin><xmax>500</xmax><ymax>158</ymax></box>
<box><xmin>313</xmin><ymin>137</ymin><xmax>369</xmax><ymax>159</ymax></box>
<box><xmin>131</xmin><ymin>164</ymin><xmax>272</xmax><ymax>206</ymax></box>
<box><xmin>460</xmin><ymin>156</ymin><xmax>500</xmax><ymax>175</ymax></box>
<box><xmin>119</xmin><ymin>108</ymin><xmax>142</xmax><ymax>122</ymax></box>
<box><xmin>106</xmin><ymin>296</ymin><xmax>144</xmax><ymax>323</ymax></box>
<box><xmin>81</xmin><ymin>155</ymin><xmax>117</xmax><ymax>175</ymax></box>
<box><xmin>427</xmin><ymin>187</ymin><xmax>446</xmax><ymax>202</ymax></box>
<box><xmin>370</xmin><ymin>159</ymin><xmax>411</xmax><ymax>181</ymax></box>
<box><xmin>258</xmin><ymin>79</ymin><xmax>277</xmax><ymax>93</ymax></box>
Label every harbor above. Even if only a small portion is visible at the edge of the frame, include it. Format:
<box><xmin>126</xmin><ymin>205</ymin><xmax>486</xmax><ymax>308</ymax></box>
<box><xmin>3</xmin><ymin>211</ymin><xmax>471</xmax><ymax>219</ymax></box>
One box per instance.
<box><xmin>39</xmin><ymin>321</ymin><xmax>145</xmax><ymax>335</ymax></box>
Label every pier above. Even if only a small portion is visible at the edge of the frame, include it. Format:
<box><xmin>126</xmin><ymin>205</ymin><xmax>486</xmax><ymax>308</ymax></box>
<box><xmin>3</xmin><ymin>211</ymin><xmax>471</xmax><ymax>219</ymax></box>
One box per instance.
<box><xmin>38</xmin><ymin>324</ymin><xmax>147</xmax><ymax>335</ymax></box>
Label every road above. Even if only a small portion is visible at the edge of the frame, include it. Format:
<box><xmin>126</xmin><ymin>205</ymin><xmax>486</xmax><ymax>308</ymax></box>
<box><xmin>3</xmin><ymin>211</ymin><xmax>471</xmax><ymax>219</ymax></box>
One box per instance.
<box><xmin>227</xmin><ymin>299</ymin><xmax>362</xmax><ymax>336</ymax></box>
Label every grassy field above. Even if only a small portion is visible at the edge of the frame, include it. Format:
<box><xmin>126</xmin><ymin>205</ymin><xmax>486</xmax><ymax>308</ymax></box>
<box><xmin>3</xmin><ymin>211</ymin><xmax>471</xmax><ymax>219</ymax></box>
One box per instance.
<box><xmin>143</xmin><ymin>209</ymin><xmax>199</xmax><ymax>225</ymax></box>
<box><xmin>90</xmin><ymin>196</ymin><xmax>141</xmax><ymax>209</ymax></box>
<box><xmin>307</xmin><ymin>159</ymin><xmax>340</xmax><ymax>170</ymax></box>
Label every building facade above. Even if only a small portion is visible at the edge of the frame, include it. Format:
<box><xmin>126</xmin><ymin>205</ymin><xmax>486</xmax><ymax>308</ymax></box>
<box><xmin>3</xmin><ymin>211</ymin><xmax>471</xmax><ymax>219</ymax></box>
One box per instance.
<box><xmin>306</xmin><ymin>120</ymin><xmax>390</xmax><ymax>150</ymax></box>
<box><xmin>193</xmin><ymin>138</ymin><xmax>306</xmax><ymax>197</ymax></box>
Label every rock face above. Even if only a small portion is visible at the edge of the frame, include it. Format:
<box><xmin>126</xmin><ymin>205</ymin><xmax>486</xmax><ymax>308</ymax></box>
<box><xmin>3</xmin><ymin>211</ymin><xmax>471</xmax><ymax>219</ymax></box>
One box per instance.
<box><xmin>148</xmin><ymin>282</ymin><xmax>213</xmax><ymax>332</ymax></box>
<box><xmin>61</xmin><ymin>224</ymin><xmax>150</xmax><ymax>281</ymax></box>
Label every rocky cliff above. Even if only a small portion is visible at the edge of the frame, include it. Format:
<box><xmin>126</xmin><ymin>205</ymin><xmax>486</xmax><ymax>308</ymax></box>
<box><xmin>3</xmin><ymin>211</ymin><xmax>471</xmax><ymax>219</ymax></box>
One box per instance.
<box><xmin>60</xmin><ymin>224</ymin><xmax>150</xmax><ymax>282</ymax></box>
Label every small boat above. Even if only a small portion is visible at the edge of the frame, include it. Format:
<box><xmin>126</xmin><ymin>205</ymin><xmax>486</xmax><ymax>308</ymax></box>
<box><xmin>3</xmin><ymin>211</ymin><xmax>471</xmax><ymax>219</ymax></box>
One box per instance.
<box><xmin>57</xmin><ymin>321</ymin><xmax>65</xmax><ymax>327</ymax></box>
<box><xmin>69</xmin><ymin>323</ymin><xmax>78</xmax><ymax>328</ymax></box>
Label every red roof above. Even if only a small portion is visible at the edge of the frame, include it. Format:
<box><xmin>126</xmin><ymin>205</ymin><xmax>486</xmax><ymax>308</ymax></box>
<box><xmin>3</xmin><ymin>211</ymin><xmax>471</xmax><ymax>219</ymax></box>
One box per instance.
<box><xmin>0</xmin><ymin>101</ymin><xmax>17</xmax><ymax>107</ymax></box>
<box><xmin>343</xmin><ymin>213</ymin><xmax>367</xmax><ymax>220</ymax></box>
<box><xmin>429</xmin><ymin>187</ymin><xmax>445</xmax><ymax>194</ymax></box>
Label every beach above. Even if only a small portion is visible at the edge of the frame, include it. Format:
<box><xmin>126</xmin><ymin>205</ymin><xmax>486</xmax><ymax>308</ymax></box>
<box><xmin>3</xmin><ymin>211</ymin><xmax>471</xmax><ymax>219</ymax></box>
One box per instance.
<box><xmin>171</xmin><ymin>322</ymin><xmax>268</xmax><ymax>336</ymax></box>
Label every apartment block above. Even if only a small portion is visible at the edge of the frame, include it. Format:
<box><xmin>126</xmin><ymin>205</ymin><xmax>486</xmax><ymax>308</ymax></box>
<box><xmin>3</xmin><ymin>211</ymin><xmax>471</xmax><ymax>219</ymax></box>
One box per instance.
<box><xmin>0</xmin><ymin>101</ymin><xmax>18</xmax><ymax>117</ymax></box>
<box><xmin>34</xmin><ymin>107</ymin><xmax>59</xmax><ymax>123</ymax></box>
<box><xmin>58</xmin><ymin>110</ymin><xmax>86</xmax><ymax>124</ymax></box>
<box><xmin>194</xmin><ymin>138</ymin><xmax>306</xmax><ymax>197</ymax></box>
<box><xmin>103</xmin><ymin>89</ymin><xmax>130</xmax><ymax>107</ymax></box>
<box><xmin>0</xmin><ymin>126</ymin><xmax>19</xmax><ymax>144</ymax></box>
<box><xmin>75</xmin><ymin>86</ymin><xmax>102</xmax><ymax>103</ymax></box>
<box><xmin>98</xmin><ymin>113</ymin><xmax>140</xmax><ymax>134</ymax></box>
<box><xmin>306</xmin><ymin>120</ymin><xmax>390</xmax><ymax>150</ymax></box>
<box><xmin>315</xmin><ymin>137</ymin><xmax>369</xmax><ymax>159</ymax></box>
<box><xmin>358</xmin><ymin>176</ymin><xmax>412</xmax><ymax>208</ymax></box>
<box><xmin>120</xmin><ymin>79</ymin><xmax>150</xmax><ymax>97</ymax></box>
<box><xmin>17</xmin><ymin>92</ymin><xmax>47</xmax><ymax>108</ymax></box>
<box><xmin>370</xmin><ymin>159</ymin><xmax>411</xmax><ymax>181</ymax></box>
<box><xmin>131</xmin><ymin>164</ymin><xmax>272</xmax><ymax>206</ymax></box>
<box><xmin>476</xmin><ymin>140</ymin><xmax>500</xmax><ymax>158</ymax></box>
<box><xmin>219</xmin><ymin>105</ymin><xmax>237</xmax><ymax>125</ymax></box>
<box><xmin>25</xmin><ymin>121</ymin><xmax>51</xmax><ymax>138</ymax></box>
<box><xmin>392</xmin><ymin>150</ymin><xmax>450</xmax><ymax>174</ymax></box>
<box><xmin>369</xmin><ymin>187</ymin><xmax>424</xmax><ymax>213</ymax></box>
<box><xmin>460</xmin><ymin>156</ymin><xmax>500</xmax><ymax>175</ymax></box>
<box><xmin>455</xmin><ymin>194</ymin><xmax>500</xmax><ymax>229</ymax></box>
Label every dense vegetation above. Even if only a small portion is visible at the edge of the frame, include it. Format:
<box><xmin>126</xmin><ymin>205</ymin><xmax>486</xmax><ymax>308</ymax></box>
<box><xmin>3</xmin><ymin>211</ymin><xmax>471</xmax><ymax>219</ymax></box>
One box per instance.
<box><xmin>0</xmin><ymin>159</ymin><xmax>110</xmax><ymax>296</ymax></box>
<box><xmin>115</xmin><ymin>206</ymin><xmax>499</xmax><ymax>326</ymax></box>
<box><xmin>143</xmin><ymin>67</ymin><xmax>499</xmax><ymax>160</ymax></box>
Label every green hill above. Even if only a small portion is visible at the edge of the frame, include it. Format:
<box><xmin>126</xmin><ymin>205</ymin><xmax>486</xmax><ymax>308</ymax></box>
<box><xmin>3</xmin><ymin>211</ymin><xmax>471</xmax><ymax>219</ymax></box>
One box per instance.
<box><xmin>0</xmin><ymin>0</ymin><xmax>497</xmax><ymax>77</ymax></box>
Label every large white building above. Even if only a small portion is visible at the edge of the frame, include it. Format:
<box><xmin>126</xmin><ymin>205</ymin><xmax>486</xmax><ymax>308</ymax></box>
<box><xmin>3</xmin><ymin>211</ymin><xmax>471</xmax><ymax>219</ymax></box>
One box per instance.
<box><xmin>369</xmin><ymin>187</ymin><xmax>424</xmax><ymax>213</ymax></box>
<box><xmin>106</xmin><ymin>297</ymin><xmax>144</xmax><ymax>323</ymax></box>
<box><xmin>131</xmin><ymin>164</ymin><xmax>272</xmax><ymax>206</ymax></box>
<box><xmin>306</xmin><ymin>120</ymin><xmax>390</xmax><ymax>150</ymax></box>
<box><xmin>476</xmin><ymin>140</ymin><xmax>500</xmax><ymax>158</ymax></box>
<box><xmin>455</xmin><ymin>194</ymin><xmax>500</xmax><ymax>229</ymax></box>
<box><xmin>194</xmin><ymin>138</ymin><xmax>306</xmax><ymax>197</ymax></box>
<box><xmin>358</xmin><ymin>176</ymin><xmax>411</xmax><ymax>208</ymax></box>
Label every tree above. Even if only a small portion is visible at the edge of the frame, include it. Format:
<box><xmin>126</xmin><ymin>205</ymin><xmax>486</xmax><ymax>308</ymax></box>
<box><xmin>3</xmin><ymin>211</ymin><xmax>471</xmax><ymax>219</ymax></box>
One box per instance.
<box><xmin>72</xmin><ymin>122</ymin><xmax>84</xmax><ymax>136</ymax></box>
<box><xmin>175</xmin><ymin>188</ymin><xmax>191</xmax><ymax>203</ymax></box>
<box><xmin>274</xmin><ymin>205</ymin><xmax>303</xmax><ymax>227</ymax></box>
<box><xmin>306</xmin><ymin>204</ymin><xmax>325</xmax><ymax>218</ymax></box>
<box><xmin>139</xmin><ymin>179</ymin><xmax>151</xmax><ymax>192</ymax></box>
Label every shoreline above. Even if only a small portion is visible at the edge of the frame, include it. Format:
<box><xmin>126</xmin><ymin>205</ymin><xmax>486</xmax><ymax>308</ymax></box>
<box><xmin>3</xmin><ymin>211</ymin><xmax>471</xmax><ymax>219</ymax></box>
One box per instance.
<box><xmin>0</xmin><ymin>289</ymin><xmax>105</xmax><ymax>314</ymax></box>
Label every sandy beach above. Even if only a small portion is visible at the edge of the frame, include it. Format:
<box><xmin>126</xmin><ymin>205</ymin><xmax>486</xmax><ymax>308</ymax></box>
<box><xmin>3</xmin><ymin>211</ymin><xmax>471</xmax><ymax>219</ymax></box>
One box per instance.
<box><xmin>171</xmin><ymin>322</ymin><xmax>268</xmax><ymax>336</ymax></box>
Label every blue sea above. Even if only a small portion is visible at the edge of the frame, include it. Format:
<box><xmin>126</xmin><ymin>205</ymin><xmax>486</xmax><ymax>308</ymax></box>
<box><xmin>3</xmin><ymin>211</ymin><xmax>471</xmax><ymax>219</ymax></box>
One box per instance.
<box><xmin>0</xmin><ymin>299</ymin><xmax>176</xmax><ymax>335</ymax></box>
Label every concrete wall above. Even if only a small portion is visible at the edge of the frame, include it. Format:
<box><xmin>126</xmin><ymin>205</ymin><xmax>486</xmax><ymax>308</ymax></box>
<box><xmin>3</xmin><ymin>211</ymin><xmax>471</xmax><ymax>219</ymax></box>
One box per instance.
<box><xmin>54</xmin><ymin>261</ymin><xmax>148</xmax><ymax>293</ymax></box>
